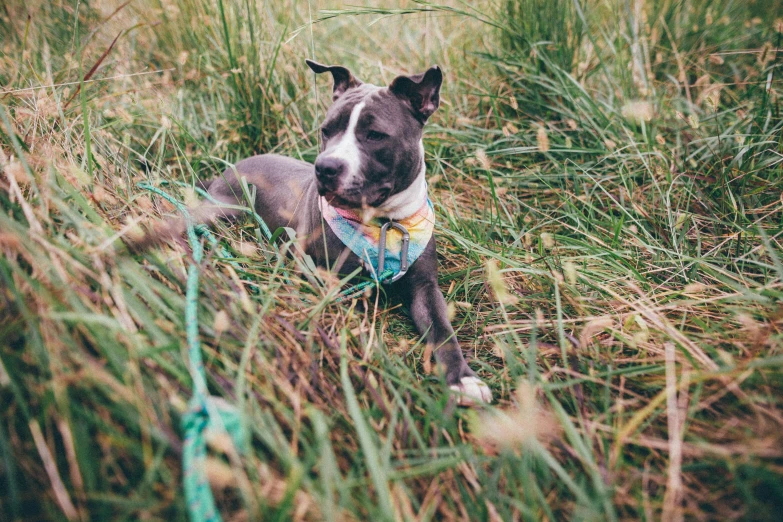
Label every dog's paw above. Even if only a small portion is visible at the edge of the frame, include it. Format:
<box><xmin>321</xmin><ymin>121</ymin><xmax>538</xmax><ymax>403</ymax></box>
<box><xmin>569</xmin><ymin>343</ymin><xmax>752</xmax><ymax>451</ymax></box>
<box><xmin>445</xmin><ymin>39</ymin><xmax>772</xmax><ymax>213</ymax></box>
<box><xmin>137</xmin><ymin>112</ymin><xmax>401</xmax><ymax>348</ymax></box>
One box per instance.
<box><xmin>449</xmin><ymin>376</ymin><xmax>492</xmax><ymax>407</ymax></box>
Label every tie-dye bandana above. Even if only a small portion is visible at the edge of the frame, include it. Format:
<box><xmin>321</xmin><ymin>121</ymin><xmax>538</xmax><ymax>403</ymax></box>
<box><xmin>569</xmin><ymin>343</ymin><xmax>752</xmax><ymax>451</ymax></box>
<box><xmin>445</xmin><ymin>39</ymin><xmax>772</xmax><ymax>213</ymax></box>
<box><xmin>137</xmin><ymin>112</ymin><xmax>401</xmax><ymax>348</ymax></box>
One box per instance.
<box><xmin>320</xmin><ymin>196</ymin><xmax>435</xmax><ymax>280</ymax></box>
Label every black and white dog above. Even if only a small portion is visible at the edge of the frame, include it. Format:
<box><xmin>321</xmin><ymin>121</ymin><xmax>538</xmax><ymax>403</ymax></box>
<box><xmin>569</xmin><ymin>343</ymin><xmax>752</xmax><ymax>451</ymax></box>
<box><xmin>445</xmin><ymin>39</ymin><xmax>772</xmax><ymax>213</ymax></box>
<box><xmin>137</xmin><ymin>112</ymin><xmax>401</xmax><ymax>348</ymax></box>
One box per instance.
<box><xmin>133</xmin><ymin>60</ymin><xmax>491</xmax><ymax>406</ymax></box>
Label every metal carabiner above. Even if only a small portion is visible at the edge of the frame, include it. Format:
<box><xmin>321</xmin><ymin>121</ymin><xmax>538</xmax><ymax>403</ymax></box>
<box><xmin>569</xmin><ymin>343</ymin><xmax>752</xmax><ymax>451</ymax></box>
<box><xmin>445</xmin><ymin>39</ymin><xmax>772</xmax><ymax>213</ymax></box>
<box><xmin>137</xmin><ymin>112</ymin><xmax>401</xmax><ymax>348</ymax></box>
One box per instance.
<box><xmin>377</xmin><ymin>221</ymin><xmax>410</xmax><ymax>284</ymax></box>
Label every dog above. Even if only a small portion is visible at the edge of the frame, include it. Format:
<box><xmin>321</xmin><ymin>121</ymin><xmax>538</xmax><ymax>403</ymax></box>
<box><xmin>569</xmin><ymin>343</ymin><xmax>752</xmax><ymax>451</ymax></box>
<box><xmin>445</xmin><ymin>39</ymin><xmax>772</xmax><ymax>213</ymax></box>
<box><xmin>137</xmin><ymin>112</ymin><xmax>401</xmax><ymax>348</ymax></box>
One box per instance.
<box><xmin>131</xmin><ymin>60</ymin><xmax>492</xmax><ymax>406</ymax></box>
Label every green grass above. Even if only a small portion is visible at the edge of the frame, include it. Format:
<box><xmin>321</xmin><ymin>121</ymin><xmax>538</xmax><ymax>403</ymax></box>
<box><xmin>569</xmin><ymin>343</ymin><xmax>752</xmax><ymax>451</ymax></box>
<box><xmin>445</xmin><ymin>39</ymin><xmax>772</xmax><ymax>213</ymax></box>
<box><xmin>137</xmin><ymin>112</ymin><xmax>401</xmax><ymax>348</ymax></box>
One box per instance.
<box><xmin>1</xmin><ymin>0</ymin><xmax>783</xmax><ymax>520</ymax></box>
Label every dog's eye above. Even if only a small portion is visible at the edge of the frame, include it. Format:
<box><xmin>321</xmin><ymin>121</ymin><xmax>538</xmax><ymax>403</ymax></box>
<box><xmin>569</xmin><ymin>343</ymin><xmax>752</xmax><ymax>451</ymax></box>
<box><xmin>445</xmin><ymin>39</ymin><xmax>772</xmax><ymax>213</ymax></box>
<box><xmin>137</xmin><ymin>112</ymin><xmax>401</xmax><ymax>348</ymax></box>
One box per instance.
<box><xmin>321</xmin><ymin>127</ymin><xmax>332</xmax><ymax>139</ymax></box>
<box><xmin>366</xmin><ymin>130</ymin><xmax>387</xmax><ymax>142</ymax></box>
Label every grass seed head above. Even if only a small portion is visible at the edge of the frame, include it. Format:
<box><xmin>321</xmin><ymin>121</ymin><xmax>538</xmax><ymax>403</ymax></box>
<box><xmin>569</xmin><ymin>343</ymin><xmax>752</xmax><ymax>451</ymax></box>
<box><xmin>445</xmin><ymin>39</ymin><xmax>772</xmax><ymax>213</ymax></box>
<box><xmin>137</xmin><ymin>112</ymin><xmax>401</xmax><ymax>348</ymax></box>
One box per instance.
<box><xmin>4</xmin><ymin>160</ymin><xmax>29</xmax><ymax>186</ymax></box>
<box><xmin>473</xmin><ymin>381</ymin><xmax>558</xmax><ymax>450</ymax></box>
<box><xmin>536</xmin><ymin>126</ymin><xmax>550</xmax><ymax>153</ymax></box>
<box><xmin>621</xmin><ymin>100</ymin><xmax>654</xmax><ymax>123</ymax></box>
<box><xmin>476</xmin><ymin>149</ymin><xmax>491</xmax><ymax>170</ymax></box>
<box><xmin>486</xmin><ymin>258</ymin><xmax>518</xmax><ymax>306</ymax></box>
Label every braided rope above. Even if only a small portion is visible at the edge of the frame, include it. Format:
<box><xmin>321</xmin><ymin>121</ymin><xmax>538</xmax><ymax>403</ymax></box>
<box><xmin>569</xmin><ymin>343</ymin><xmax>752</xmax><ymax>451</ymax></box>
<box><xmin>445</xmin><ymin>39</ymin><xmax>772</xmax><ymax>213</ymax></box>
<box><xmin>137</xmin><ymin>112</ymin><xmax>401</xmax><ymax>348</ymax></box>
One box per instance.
<box><xmin>138</xmin><ymin>182</ymin><xmax>243</xmax><ymax>522</ymax></box>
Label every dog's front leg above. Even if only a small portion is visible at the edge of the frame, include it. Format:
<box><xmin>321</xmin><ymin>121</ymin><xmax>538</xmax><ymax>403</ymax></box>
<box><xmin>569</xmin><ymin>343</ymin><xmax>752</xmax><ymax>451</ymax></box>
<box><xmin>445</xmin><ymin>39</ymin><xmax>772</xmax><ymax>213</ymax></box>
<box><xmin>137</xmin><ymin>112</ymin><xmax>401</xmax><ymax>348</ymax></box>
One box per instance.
<box><xmin>394</xmin><ymin>239</ymin><xmax>492</xmax><ymax>406</ymax></box>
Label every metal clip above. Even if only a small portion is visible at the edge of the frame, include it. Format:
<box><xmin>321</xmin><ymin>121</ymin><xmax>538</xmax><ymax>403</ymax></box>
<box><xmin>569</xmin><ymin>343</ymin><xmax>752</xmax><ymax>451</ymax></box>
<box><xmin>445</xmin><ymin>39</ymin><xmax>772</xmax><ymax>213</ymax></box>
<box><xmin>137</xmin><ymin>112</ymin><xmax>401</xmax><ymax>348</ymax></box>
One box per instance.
<box><xmin>377</xmin><ymin>221</ymin><xmax>410</xmax><ymax>284</ymax></box>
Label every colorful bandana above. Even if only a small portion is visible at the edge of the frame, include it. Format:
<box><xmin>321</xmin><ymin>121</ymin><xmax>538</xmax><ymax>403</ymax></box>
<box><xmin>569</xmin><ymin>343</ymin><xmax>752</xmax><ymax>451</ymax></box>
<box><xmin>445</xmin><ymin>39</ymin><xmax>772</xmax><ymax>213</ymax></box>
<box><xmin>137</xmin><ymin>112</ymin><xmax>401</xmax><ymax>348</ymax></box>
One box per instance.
<box><xmin>320</xmin><ymin>196</ymin><xmax>435</xmax><ymax>280</ymax></box>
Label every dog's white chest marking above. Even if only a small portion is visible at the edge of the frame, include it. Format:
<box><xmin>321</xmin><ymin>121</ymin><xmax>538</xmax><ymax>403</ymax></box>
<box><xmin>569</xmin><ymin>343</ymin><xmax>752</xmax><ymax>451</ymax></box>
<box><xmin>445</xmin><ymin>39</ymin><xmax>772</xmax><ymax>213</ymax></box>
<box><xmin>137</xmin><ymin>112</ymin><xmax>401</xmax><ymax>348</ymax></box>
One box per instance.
<box><xmin>376</xmin><ymin>140</ymin><xmax>427</xmax><ymax>220</ymax></box>
<box><xmin>323</xmin><ymin>101</ymin><xmax>366</xmax><ymax>182</ymax></box>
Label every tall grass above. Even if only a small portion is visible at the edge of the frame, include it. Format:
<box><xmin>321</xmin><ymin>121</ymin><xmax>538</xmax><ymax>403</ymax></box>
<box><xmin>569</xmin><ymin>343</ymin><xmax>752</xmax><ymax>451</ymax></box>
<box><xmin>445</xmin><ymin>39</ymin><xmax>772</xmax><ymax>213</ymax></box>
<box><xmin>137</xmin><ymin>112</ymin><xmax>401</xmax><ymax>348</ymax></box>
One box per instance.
<box><xmin>1</xmin><ymin>0</ymin><xmax>782</xmax><ymax>520</ymax></box>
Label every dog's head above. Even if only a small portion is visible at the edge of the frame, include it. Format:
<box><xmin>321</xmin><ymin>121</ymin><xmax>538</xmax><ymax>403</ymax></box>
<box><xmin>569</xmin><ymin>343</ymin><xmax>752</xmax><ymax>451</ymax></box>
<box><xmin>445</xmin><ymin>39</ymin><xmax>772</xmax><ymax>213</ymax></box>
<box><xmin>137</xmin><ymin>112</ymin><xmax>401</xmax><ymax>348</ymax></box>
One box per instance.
<box><xmin>306</xmin><ymin>59</ymin><xmax>442</xmax><ymax>217</ymax></box>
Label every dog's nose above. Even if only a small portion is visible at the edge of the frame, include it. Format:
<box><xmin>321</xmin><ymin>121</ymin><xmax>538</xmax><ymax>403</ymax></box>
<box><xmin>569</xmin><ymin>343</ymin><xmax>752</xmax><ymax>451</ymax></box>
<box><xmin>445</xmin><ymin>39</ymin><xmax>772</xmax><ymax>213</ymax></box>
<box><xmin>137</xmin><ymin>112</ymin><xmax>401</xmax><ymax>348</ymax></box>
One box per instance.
<box><xmin>315</xmin><ymin>157</ymin><xmax>345</xmax><ymax>181</ymax></box>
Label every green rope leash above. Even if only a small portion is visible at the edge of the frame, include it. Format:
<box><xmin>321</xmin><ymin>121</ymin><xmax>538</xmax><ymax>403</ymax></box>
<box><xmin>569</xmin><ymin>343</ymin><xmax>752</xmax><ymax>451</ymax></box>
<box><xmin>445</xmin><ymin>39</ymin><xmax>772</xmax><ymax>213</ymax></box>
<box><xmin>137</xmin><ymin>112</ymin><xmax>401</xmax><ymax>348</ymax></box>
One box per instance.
<box><xmin>136</xmin><ymin>181</ymin><xmax>397</xmax><ymax>521</ymax></box>
<box><xmin>180</xmin><ymin>213</ymin><xmax>245</xmax><ymax>522</ymax></box>
<box><xmin>138</xmin><ymin>182</ymin><xmax>244</xmax><ymax>522</ymax></box>
<box><xmin>334</xmin><ymin>268</ymin><xmax>394</xmax><ymax>302</ymax></box>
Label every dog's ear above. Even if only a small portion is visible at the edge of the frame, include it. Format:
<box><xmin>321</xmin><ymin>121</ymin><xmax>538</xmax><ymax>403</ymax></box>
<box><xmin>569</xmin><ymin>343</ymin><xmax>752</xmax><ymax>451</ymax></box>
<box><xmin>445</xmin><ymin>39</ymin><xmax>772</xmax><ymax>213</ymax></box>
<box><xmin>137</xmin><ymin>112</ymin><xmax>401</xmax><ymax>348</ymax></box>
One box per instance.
<box><xmin>389</xmin><ymin>65</ymin><xmax>443</xmax><ymax>123</ymax></box>
<box><xmin>306</xmin><ymin>59</ymin><xmax>362</xmax><ymax>100</ymax></box>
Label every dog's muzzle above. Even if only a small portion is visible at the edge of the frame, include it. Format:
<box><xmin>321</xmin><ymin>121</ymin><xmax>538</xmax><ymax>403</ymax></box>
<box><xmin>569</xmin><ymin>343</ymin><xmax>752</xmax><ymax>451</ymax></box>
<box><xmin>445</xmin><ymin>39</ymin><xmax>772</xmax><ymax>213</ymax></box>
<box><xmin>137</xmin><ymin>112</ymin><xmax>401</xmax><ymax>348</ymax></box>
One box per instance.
<box><xmin>314</xmin><ymin>157</ymin><xmax>345</xmax><ymax>187</ymax></box>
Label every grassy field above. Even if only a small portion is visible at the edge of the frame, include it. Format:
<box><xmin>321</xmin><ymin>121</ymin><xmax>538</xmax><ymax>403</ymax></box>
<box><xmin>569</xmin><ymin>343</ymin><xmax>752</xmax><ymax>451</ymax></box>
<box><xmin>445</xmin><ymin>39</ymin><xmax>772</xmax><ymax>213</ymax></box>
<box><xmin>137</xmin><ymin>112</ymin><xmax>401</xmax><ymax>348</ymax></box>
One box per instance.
<box><xmin>2</xmin><ymin>0</ymin><xmax>783</xmax><ymax>520</ymax></box>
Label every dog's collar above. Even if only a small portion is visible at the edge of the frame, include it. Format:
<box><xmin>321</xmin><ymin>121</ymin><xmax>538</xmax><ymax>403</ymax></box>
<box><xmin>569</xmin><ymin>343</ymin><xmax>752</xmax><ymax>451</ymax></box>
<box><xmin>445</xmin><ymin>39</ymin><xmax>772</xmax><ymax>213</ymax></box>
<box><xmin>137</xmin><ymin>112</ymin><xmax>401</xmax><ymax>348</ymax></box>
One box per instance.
<box><xmin>319</xmin><ymin>195</ymin><xmax>435</xmax><ymax>282</ymax></box>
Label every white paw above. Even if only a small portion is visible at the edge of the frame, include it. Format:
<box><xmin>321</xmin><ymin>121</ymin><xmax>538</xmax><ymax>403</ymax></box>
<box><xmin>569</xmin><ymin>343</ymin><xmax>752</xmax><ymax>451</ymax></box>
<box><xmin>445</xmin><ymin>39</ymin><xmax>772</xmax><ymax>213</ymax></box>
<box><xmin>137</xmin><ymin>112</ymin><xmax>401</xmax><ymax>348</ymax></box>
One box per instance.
<box><xmin>449</xmin><ymin>376</ymin><xmax>492</xmax><ymax>407</ymax></box>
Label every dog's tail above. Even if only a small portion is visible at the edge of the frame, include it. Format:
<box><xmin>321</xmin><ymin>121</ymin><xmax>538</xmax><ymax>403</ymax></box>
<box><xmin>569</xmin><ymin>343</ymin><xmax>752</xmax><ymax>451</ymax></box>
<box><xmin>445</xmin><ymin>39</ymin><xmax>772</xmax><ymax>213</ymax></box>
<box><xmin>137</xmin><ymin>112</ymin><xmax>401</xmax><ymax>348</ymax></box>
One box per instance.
<box><xmin>125</xmin><ymin>175</ymin><xmax>249</xmax><ymax>253</ymax></box>
<box><xmin>124</xmin><ymin>215</ymin><xmax>186</xmax><ymax>253</ymax></box>
<box><xmin>124</xmin><ymin>202</ymin><xmax>234</xmax><ymax>253</ymax></box>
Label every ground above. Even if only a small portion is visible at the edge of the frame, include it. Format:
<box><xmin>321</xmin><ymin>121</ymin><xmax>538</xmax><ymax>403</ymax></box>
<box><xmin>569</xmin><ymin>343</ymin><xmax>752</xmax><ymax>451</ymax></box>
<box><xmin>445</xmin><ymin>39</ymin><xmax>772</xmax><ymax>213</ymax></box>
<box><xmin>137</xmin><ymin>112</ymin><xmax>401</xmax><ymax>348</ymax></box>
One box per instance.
<box><xmin>1</xmin><ymin>0</ymin><xmax>782</xmax><ymax>520</ymax></box>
